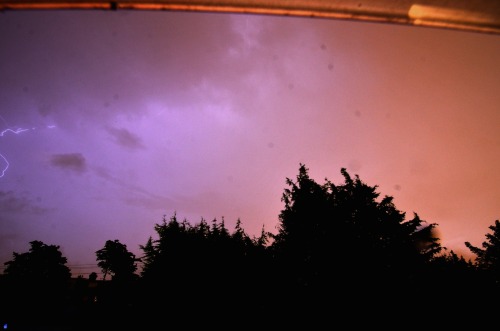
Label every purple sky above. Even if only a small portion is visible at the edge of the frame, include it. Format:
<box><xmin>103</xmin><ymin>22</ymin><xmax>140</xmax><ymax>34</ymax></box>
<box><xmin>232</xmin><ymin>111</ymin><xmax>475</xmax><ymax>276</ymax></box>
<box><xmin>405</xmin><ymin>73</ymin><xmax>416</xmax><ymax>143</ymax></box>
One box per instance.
<box><xmin>1</xmin><ymin>9</ymin><xmax>499</xmax><ymax>277</ymax></box>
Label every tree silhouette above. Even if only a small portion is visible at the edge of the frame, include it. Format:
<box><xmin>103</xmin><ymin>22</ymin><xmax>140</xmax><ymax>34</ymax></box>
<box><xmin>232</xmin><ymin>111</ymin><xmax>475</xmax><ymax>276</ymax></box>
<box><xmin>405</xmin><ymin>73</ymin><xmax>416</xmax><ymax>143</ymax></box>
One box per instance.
<box><xmin>3</xmin><ymin>240</ymin><xmax>71</xmax><ymax>282</ymax></box>
<box><xmin>3</xmin><ymin>166</ymin><xmax>493</xmax><ymax>328</ymax></box>
<box><xmin>136</xmin><ymin>213</ymin><xmax>271</xmax><ymax>326</ymax></box>
<box><xmin>93</xmin><ymin>240</ymin><xmax>141</xmax><ymax>328</ymax></box>
<box><xmin>89</xmin><ymin>271</ymin><xmax>98</xmax><ymax>281</ymax></box>
<box><xmin>96</xmin><ymin>239</ymin><xmax>138</xmax><ymax>281</ymax></box>
<box><xmin>269</xmin><ymin>164</ymin><xmax>445</xmax><ymax>319</ymax></box>
<box><xmin>2</xmin><ymin>240</ymin><xmax>72</xmax><ymax>328</ymax></box>
<box><xmin>427</xmin><ymin>249</ymin><xmax>477</xmax><ymax>292</ymax></box>
<box><xmin>456</xmin><ymin>220</ymin><xmax>500</xmax><ymax>319</ymax></box>
<box><xmin>465</xmin><ymin>219</ymin><xmax>500</xmax><ymax>285</ymax></box>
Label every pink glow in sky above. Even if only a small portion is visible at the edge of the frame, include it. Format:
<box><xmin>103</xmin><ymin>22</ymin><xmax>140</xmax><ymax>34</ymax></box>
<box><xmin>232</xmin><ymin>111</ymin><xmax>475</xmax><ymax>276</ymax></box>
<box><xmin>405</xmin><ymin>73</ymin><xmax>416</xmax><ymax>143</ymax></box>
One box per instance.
<box><xmin>0</xmin><ymin>10</ymin><xmax>499</xmax><ymax>277</ymax></box>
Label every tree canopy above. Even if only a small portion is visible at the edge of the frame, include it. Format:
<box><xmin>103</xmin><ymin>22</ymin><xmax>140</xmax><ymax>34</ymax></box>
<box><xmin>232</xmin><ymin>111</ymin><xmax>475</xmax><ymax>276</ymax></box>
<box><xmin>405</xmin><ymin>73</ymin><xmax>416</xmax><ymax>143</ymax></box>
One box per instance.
<box><xmin>1</xmin><ymin>240</ymin><xmax>72</xmax><ymax>328</ymax></box>
<box><xmin>466</xmin><ymin>219</ymin><xmax>500</xmax><ymax>284</ymax></box>
<box><xmin>272</xmin><ymin>165</ymin><xmax>442</xmax><ymax>284</ymax></box>
<box><xmin>3</xmin><ymin>240</ymin><xmax>71</xmax><ymax>283</ymax></box>
<box><xmin>96</xmin><ymin>239</ymin><xmax>138</xmax><ymax>281</ymax></box>
<box><xmin>267</xmin><ymin>164</ymin><xmax>450</xmax><ymax>318</ymax></box>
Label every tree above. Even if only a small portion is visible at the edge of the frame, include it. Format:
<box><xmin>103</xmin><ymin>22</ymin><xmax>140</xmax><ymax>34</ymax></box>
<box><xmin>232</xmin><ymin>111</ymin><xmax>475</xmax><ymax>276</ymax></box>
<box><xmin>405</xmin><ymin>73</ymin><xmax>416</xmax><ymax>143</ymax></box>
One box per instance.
<box><xmin>89</xmin><ymin>272</ymin><xmax>98</xmax><ymax>281</ymax></box>
<box><xmin>270</xmin><ymin>164</ymin><xmax>444</xmax><ymax>308</ymax></box>
<box><xmin>427</xmin><ymin>249</ymin><xmax>477</xmax><ymax>291</ymax></box>
<box><xmin>465</xmin><ymin>219</ymin><xmax>500</xmax><ymax>284</ymax></box>
<box><xmin>136</xmin><ymin>213</ymin><xmax>272</xmax><ymax>326</ymax></box>
<box><xmin>3</xmin><ymin>240</ymin><xmax>71</xmax><ymax>283</ymax></box>
<box><xmin>2</xmin><ymin>240</ymin><xmax>72</xmax><ymax>328</ymax></box>
<box><xmin>96</xmin><ymin>239</ymin><xmax>138</xmax><ymax>281</ymax></box>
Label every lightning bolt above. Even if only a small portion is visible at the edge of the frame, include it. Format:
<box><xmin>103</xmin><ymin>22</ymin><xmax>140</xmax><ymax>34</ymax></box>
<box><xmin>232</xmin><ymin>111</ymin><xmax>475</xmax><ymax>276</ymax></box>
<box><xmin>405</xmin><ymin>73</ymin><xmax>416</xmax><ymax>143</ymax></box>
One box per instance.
<box><xmin>0</xmin><ymin>153</ymin><xmax>10</xmax><ymax>177</ymax></box>
<box><xmin>0</xmin><ymin>126</ymin><xmax>55</xmax><ymax>178</ymax></box>
<box><xmin>0</xmin><ymin>128</ymin><xmax>30</xmax><ymax>136</ymax></box>
<box><xmin>0</xmin><ymin>128</ymin><xmax>30</xmax><ymax>178</ymax></box>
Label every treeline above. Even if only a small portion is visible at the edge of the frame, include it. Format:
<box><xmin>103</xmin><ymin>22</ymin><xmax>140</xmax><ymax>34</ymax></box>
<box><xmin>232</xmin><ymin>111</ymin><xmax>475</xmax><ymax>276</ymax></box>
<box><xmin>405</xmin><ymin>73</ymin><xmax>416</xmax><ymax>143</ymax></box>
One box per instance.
<box><xmin>1</xmin><ymin>164</ymin><xmax>499</xmax><ymax>329</ymax></box>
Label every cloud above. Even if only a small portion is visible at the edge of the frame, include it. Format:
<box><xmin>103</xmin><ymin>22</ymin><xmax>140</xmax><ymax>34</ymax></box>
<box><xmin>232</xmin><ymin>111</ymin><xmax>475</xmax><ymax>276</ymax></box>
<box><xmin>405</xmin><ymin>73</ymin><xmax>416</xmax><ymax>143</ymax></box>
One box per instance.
<box><xmin>0</xmin><ymin>190</ymin><xmax>51</xmax><ymax>215</ymax></box>
<box><xmin>106</xmin><ymin>126</ymin><xmax>145</xmax><ymax>150</ymax></box>
<box><xmin>49</xmin><ymin>153</ymin><xmax>87</xmax><ymax>173</ymax></box>
<box><xmin>0</xmin><ymin>11</ymin><xmax>243</xmax><ymax>129</ymax></box>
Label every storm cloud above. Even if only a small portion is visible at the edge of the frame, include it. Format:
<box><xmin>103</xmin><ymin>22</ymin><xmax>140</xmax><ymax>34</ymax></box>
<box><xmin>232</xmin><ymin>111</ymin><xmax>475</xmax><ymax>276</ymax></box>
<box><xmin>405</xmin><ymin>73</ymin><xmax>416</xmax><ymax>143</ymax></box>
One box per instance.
<box><xmin>49</xmin><ymin>153</ymin><xmax>87</xmax><ymax>173</ymax></box>
<box><xmin>0</xmin><ymin>190</ymin><xmax>50</xmax><ymax>215</ymax></box>
<box><xmin>106</xmin><ymin>127</ymin><xmax>145</xmax><ymax>150</ymax></box>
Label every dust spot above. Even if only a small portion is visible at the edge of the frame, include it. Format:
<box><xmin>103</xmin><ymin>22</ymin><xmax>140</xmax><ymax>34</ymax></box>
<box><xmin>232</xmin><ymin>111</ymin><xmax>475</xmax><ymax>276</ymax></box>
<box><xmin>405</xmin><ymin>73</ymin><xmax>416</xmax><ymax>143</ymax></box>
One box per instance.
<box><xmin>354</xmin><ymin>110</ymin><xmax>361</xmax><ymax>117</ymax></box>
<box><xmin>328</xmin><ymin>63</ymin><xmax>334</xmax><ymax>71</ymax></box>
<box><xmin>267</xmin><ymin>142</ymin><xmax>274</xmax><ymax>148</ymax></box>
<box><xmin>320</xmin><ymin>44</ymin><xmax>327</xmax><ymax>50</ymax></box>
<box><xmin>288</xmin><ymin>83</ymin><xmax>294</xmax><ymax>90</ymax></box>
<box><xmin>394</xmin><ymin>184</ymin><xmax>401</xmax><ymax>191</ymax></box>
